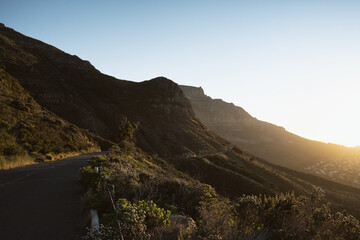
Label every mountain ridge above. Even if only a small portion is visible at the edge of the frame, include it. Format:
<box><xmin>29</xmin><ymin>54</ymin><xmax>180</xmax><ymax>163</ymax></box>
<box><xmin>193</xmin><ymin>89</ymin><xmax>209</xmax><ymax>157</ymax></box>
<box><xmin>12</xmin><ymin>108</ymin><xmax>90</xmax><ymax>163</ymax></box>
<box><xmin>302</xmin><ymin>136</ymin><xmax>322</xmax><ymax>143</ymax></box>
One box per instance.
<box><xmin>180</xmin><ymin>85</ymin><xmax>360</xmax><ymax>187</ymax></box>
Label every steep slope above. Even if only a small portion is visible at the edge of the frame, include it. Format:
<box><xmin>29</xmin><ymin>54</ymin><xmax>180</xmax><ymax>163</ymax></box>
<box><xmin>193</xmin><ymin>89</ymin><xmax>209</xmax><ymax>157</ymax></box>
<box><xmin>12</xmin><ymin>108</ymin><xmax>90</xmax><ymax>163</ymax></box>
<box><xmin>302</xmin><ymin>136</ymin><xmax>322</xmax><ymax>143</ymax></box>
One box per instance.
<box><xmin>180</xmin><ymin>85</ymin><xmax>360</xmax><ymax>187</ymax></box>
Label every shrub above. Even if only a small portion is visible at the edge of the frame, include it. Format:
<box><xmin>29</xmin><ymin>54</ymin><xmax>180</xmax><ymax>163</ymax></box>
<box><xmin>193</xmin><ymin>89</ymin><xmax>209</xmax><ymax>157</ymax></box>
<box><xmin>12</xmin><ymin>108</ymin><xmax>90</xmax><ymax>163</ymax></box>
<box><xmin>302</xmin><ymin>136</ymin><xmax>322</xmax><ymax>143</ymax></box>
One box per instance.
<box><xmin>109</xmin><ymin>155</ymin><xmax>122</xmax><ymax>163</ymax></box>
<box><xmin>136</xmin><ymin>200</ymin><xmax>171</xmax><ymax>229</ymax></box>
<box><xmin>114</xmin><ymin>198</ymin><xmax>171</xmax><ymax>240</ymax></box>
<box><xmin>79</xmin><ymin>166</ymin><xmax>101</xmax><ymax>188</ymax></box>
<box><xmin>116</xmin><ymin>198</ymin><xmax>149</xmax><ymax>240</ymax></box>
<box><xmin>3</xmin><ymin>144</ymin><xmax>23</xmax><ymax>155</ymax></box>
<box><xmin>89</xmin><ymin>155</ymin><xmax>107</xmax><ymax>167</ymax></box>
<box><xmin>117</xmin><ymin>115</ymin><xmax>138</xmax><ymax>143</ymax></box>
<box><xmin>196</xmin><ymin>199</ymin><xmax>238</xmax><ymax>240</ymax></box>
<box><xmin>82</xmin><ymin>225</ymin><xmax>119</xmax><ymax>240</ymax></box>
<box><xmin>82</xmin><ymin>191</ymin><xmax>108</xmax><ymax>212</ymax></box>
<box><xmin>45</xmin><ymin>153</ymin><xmax>54</xmax><ymax>161</ymax></box>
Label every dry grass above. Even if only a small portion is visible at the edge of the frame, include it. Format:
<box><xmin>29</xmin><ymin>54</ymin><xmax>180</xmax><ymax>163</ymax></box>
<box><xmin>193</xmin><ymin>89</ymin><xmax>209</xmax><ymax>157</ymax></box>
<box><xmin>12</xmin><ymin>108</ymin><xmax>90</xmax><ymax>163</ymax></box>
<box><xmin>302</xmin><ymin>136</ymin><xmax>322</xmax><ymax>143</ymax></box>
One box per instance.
<box><xmin>52</xmin><ymin>147</ymin><xmax>101</xmax><ymax>161</ymax></box>
<box><xmin>0</xmin><ymin>148</ymin><xmax>101</xmax><ymax>170</ymax></box>
<box><xmin>0</xmin><ymin>155</ymin><xmax>35</xmax><ymax>170</ymax></box>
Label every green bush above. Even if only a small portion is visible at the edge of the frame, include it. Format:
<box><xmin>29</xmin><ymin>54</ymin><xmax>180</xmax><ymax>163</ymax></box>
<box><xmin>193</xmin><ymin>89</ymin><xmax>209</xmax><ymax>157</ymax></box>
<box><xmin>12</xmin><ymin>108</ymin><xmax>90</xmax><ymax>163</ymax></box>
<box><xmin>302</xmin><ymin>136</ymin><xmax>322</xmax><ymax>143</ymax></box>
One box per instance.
<box><xmin>89</xmin><ymin>155</ymin><xmax>107</xmax><ymax>167</ymax></box>
<box><xmin>79</xmin><ymin>166</ymin><xmax>101</xmax><ymax>188</ymax></box>
<box><xmin>116</xmin><ymin>198</ymin><xmax>149</xmax><ymax>240</ymax></box>
<box><xmin>136</xmin><ymin>200</ymin><xmax>171</xmax><ymax>229</ymax></box>
<box><xmin>109</xmin><ymin>155</ymin><xmax>122</xmax><ymax>163</ymax></box>
<box><xmin>115</xmin><ymin>198</ymin><xmax>171</xmax><ymax>240</ymax></box>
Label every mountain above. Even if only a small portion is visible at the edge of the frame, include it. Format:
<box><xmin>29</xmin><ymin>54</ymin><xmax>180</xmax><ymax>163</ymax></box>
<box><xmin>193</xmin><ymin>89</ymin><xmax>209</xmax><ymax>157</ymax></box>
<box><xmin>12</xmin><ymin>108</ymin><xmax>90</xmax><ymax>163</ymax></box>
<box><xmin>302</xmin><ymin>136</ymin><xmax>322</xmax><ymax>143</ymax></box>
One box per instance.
<box><xmin>0</xmin><ymin>24</ymin><xmax>228</xmax><ymax>158</ymax></box>
<box><xmin>3</xmin><ymin>23</ymin><xmax>360</xmax><ymax>219</ymax></box>
<box><xmin>180</xmin><ymin>85</ymin><xmax>360</xmax><ymax>187</ymax></box>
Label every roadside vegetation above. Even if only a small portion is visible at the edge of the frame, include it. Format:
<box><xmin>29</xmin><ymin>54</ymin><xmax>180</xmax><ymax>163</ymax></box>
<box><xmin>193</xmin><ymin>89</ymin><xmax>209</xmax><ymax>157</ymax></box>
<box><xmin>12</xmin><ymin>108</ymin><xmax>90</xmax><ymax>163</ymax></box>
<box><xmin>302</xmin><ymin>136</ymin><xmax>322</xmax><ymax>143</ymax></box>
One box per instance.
<box><xmin>80</xmin><ymin>147</ymin><xmax>360</xmax><ymax>240</ymax></box>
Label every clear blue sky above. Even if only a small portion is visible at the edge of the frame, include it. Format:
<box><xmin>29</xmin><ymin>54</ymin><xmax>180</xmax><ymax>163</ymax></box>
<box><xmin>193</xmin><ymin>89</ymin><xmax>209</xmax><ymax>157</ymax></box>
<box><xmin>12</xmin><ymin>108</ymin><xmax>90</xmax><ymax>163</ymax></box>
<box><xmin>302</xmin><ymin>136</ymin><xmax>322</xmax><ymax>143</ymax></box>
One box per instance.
<box><xmin>1</xmin><ymin>0</ymin><xmax>360</xmax><ymax>147</ymax></box>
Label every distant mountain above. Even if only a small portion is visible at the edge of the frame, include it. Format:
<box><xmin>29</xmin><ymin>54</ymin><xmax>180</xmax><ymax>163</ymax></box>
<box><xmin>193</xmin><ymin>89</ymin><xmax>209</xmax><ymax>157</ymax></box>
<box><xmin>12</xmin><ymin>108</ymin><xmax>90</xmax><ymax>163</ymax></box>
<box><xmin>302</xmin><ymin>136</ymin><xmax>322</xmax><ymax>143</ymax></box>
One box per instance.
<box><xmin>180</xmin><ymin>85</ymin><xmax>360</xmax><ymax>187</ymax></box>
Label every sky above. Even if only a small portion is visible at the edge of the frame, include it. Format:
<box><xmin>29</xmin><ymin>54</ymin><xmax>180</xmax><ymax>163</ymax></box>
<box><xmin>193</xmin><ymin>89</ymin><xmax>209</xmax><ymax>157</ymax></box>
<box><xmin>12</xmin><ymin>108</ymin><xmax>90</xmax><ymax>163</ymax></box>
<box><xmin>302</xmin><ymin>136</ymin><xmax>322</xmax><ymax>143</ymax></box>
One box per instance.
<box><xmin>1</xmin><ymin>0</ymin><xmax>360</xmax><ymax>147</ymax></box>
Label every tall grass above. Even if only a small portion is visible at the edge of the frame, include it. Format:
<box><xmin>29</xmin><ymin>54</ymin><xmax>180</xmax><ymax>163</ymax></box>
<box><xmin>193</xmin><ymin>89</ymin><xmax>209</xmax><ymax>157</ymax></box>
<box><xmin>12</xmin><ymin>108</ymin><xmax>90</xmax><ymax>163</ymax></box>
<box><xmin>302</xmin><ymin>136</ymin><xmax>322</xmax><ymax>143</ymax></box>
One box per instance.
<box><xmin>0</xmin><ymin>155</ymin><xmax>35</xmax><ymax>170</ymax></box>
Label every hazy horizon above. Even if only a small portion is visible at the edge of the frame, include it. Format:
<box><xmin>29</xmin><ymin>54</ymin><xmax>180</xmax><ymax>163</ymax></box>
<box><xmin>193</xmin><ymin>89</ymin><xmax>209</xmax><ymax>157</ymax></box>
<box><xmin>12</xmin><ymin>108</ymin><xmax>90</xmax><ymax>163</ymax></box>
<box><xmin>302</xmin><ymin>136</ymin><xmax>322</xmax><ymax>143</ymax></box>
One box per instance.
<box><xmin>1</xmin><ymin>0</ymin><xmax>359</xmax><ymax>147</ymax></box>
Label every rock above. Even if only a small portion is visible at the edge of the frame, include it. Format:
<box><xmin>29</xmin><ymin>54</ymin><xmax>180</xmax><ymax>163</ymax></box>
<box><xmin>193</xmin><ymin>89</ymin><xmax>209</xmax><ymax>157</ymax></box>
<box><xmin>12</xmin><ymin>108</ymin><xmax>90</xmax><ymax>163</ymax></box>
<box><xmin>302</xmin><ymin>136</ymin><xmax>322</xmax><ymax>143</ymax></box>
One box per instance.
<box><xmin>180</xmin><ymin>85</ymin><xmax>254</xmax><ymax>126</ymax></box>
<box><xmin>160</xmin><ymin>214</ymin><xmax>196</xmax><ymax>240</ymax></box>
<box><xmin>179</xmin><ymin>85</ymin><xmax>205</xmax><ymax>100</ymax></box>
<box><xmin>169</xmin><ymin>214</ymin><xmax>196</xmax><ymax>229</ymax></box>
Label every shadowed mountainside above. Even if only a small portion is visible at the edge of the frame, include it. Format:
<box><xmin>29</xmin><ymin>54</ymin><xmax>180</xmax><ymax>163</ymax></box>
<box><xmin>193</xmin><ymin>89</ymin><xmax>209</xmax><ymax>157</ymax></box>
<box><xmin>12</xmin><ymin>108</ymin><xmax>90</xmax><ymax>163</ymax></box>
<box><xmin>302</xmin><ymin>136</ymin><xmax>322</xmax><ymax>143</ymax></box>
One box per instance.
<box><xmin>0</xmin><ymin>66</ymin><xmax>101</xmax><ymax>167</ymax></box>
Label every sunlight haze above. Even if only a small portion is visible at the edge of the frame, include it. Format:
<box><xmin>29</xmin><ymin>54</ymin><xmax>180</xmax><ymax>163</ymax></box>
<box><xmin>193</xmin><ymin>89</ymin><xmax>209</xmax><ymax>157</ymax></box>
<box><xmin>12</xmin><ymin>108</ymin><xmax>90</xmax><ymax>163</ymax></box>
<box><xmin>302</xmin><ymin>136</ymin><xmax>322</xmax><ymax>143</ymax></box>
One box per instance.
<box><xmin>1</xmin><ymin>0</ymin><xmax>359</xmax><ymax>147</ymax></box>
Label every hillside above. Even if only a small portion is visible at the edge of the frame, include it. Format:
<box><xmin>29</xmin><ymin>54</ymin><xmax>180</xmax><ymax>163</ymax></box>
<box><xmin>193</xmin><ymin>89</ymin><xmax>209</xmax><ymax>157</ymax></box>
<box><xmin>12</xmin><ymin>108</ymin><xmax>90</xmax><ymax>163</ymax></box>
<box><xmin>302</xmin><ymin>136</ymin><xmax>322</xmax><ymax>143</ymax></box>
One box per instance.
<box><xmin>2</xmin><ymin>23</ymin><xmax>360</xmax><ymax>223</ymax></box>
<box><xmin>180</xmin><ymin>85</ymin><xmax>360</xmax><ymax>188</ymax></box>
<box><xmin>0</xmin><ymin>66</ymin><xmax>100</xmax><ymax>168</ymax></box>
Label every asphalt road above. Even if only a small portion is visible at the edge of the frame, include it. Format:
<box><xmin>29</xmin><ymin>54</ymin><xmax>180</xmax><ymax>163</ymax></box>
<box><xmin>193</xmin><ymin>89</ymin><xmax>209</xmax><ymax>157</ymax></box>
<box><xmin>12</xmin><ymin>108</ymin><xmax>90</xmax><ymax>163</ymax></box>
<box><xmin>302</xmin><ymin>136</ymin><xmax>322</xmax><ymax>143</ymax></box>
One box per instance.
<box><xmin>0</xmin><ymin>152</ymin><xmax>105</xmax><ymax>240</ymax></box>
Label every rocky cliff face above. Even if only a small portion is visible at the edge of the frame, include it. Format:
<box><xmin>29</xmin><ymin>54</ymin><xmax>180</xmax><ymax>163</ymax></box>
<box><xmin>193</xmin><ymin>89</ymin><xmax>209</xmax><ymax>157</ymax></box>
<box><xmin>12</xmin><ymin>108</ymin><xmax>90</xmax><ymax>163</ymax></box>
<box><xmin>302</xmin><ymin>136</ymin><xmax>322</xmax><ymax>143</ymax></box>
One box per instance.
<box><xmin>180</xmin><ymin>85</ymin><xmax>284</xmax><ymax>142</ymax></box>
<box><xmin>180</xmin><ymin>85</ymin><xmax>257</xmax><ymax>127</ymax></box>
<box><xmin>140</xmin><ymin>78</ymin><xmax>195</xmax><ymax>117</ymax></box>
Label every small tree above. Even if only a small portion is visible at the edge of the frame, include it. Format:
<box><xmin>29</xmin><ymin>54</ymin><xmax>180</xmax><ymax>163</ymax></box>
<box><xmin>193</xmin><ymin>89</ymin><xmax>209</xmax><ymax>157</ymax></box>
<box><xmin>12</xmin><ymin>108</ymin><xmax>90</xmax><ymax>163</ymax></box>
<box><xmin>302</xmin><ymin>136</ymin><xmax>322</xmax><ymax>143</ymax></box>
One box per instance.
<box><xmin>117</xmin><ymin>115</ymin><xmax>138</xmax><ymax>142</ymax></box>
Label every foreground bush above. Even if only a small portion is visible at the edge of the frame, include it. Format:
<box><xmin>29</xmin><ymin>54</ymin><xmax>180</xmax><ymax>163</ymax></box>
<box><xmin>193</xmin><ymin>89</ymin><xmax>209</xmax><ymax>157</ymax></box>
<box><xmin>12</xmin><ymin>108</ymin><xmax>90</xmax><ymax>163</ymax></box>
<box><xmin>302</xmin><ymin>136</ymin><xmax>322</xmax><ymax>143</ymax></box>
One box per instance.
<box><xmin>136</xmin><ymin>200</ymin><xmax>171</xmax><ymax>230</ymax></box>
<box><xmin>196</xmin><ymin>187</ymin><xmax>360</xmax><ymax>240</ymax></box>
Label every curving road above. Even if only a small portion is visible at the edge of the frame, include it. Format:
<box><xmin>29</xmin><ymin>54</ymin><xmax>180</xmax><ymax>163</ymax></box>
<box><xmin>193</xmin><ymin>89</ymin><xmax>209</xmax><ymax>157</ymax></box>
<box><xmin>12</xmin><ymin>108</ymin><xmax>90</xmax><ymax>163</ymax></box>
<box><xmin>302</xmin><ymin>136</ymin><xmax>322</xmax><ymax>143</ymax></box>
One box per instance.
<box><xmin>0</xmin><ymin>152</ymin><xmax>105</xmax><ymax>240</ymax></box>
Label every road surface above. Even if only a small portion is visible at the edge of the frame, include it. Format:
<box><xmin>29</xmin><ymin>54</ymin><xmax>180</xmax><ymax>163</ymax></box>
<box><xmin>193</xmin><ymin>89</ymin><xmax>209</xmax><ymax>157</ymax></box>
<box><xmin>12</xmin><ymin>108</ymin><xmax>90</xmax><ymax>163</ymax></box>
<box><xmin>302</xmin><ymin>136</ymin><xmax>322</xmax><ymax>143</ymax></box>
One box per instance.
<box><xmin>0</xmin><ymin>152</ymin><xmax>105</xmax><ymax>240</ymax></box>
